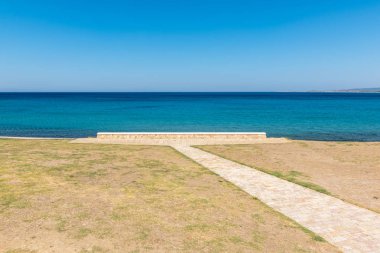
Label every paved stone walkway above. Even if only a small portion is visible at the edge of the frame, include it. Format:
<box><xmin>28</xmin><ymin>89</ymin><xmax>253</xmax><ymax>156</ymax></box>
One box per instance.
<box><xmin>172</xmin><ymin>145</ymin><xmax>380</xmax><ymax>253</ymax></box>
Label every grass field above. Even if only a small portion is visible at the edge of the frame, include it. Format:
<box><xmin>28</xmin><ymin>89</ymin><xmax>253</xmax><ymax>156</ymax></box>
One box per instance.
<box><xmin>0</xmin><ymin>139</ymin><xmax>338</xmax><ymax>252</ymax></box>
<box><xmin>199</xmin><ymin>140</ymin><xmax>380</xmax><ymax>213</ymax></box>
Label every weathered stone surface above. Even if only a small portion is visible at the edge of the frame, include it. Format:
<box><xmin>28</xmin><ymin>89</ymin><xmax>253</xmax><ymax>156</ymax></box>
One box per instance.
<box><xmin>97</xmin><ymin>132</ymin><xmax>266</xmax><ymax>142</ymax></box>
<box><xmin>73</xmin><ymin>132</ymin><xmax>280</xmax><ymax>145</ymax></box>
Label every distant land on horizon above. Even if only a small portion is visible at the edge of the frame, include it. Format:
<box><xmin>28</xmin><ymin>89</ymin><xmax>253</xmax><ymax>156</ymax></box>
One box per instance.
<box><xmin>310</xmin><ymin>88</ymin><xmax>380</xmax><ymax>93</ymax></box>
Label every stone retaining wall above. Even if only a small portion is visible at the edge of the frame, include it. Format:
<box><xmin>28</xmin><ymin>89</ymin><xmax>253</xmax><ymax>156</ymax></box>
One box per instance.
<box><xmin>96</xmin><ymin>132</ymin><xmax>267</xmax><ymax>145</ymax></box>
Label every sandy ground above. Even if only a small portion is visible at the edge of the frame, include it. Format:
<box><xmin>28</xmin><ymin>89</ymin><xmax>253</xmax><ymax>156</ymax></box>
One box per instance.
<box><xmin>200</xmin><ymin>140</ymin><xmax>380</xmax><ymax>213</ymax></box>
<box><xmin>0</xmin><ymin>139</ymin><xmax>337</xmax><ymax>253</ymax></box>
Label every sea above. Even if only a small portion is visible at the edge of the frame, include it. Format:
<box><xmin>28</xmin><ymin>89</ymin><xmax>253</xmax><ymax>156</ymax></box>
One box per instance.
<box><xmin>1</xmin><ymin>92</ymin><xmax>380</xmax><ymax>141</ymax></box>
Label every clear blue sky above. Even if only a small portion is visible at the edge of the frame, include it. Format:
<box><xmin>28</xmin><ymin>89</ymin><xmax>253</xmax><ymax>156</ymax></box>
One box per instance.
<box><xmin>1</xmin><ymin>0</ymin><xmax>380</xmax><ymax>91</ymax></box>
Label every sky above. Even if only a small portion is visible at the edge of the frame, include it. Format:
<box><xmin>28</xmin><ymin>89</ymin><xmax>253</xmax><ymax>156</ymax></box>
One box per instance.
<box><xmin>1</xmin><ymin>0</ymin><xmax>380</xmax><ymax>92</ymax></box>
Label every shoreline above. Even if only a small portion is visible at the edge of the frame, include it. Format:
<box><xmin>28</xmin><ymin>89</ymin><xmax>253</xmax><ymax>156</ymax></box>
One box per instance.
<box><xmin>1</xmin><ymin>134</ymin><xmax>380</xmax><ymax>143</ymax></box>
<box><xmin>0</xmin><ymin>136</ymin><xmax>73</xmax><ymax>140</ymax></box>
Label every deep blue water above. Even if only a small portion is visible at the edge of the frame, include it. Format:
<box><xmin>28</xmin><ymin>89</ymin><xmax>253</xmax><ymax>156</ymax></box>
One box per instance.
<box><xmin>1</xmin><ymin>92</ymin><xmax>380</xmax><ymax>141</ymax></box>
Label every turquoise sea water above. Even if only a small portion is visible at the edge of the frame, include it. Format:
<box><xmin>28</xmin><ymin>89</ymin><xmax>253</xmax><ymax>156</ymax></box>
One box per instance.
<box><xmin>1</xmin><ymin>92</ymin><xmax>380</xmax><ymax>141</ymax></box>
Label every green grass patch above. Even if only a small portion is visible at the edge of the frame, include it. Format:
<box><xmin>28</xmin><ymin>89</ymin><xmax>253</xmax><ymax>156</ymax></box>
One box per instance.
<box><xmin>79</xmin><ymin>246</ymin><xmax>108</xmax><ymax>253</ymax></box>
<box><xmin>5</xmin><ymin>250</ymin><xmax>37</xmax><ymax>253</ymax></box>
<box><xmin>300</xmin><ymin>226</ymin><xmax>326</xmax><ymax>242</ymax></box>
<box><xmin>0</xmin><ymin>194</ymin><xmax>29</xmax><ymax>211</ymax></box>
<box><xmin>55</xmin><ymin>218</ymin><xmax>68</xmax><ymax>232</ymax></box>
<box><xmin>74</xmin><ymin>228</ymin><xmax>92</xmax><ymax>239</ymax></box>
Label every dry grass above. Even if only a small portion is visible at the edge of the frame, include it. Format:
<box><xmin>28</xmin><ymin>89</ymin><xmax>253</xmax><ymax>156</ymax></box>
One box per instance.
<box><xmin>0</xmin><ymin>139</ymin><xmax>338</xmax><ymax>252</ymax></box>
<box><xmin>198</xmin><ymin>141</ymin><xmax>380</xmax><ymax>213</ymax></box>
